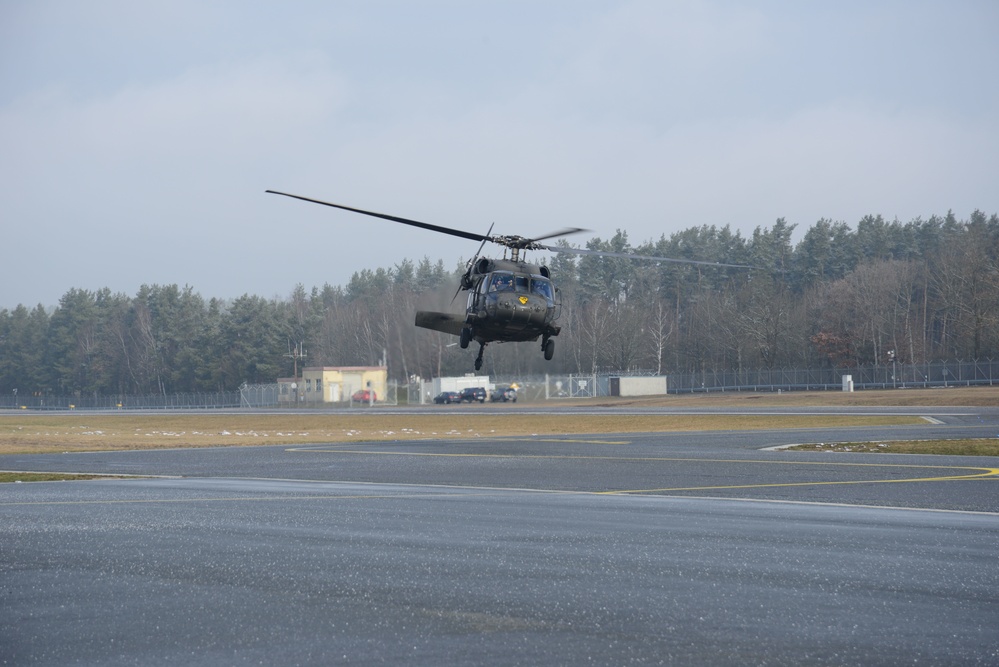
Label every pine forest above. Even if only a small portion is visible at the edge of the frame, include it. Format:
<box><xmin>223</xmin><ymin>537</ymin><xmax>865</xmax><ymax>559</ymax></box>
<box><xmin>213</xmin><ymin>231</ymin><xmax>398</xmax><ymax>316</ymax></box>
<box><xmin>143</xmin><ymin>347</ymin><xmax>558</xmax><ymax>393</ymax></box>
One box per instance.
<box><xmin>1</xmin><ymin>210</ymin><xmax>997</xmax><ymax>397</ymax></box>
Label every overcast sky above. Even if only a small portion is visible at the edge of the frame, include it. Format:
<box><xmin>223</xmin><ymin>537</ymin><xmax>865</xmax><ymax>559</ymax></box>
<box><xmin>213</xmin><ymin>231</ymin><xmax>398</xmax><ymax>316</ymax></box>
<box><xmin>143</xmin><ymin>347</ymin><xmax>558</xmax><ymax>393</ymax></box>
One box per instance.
<box><xmin>2</xmin><ymin>0</ymin><xmax>997</xmax><ymax>309</ymax></box>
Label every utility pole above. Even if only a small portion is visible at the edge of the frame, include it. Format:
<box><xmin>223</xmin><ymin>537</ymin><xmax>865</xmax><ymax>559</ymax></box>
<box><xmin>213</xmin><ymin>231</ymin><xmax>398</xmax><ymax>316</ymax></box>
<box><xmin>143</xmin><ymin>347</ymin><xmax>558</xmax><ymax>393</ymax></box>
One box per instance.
<box><xmin>285</xmin><ymin>341</ymin><xmax>307</xmax><ymax>402</ymax></box>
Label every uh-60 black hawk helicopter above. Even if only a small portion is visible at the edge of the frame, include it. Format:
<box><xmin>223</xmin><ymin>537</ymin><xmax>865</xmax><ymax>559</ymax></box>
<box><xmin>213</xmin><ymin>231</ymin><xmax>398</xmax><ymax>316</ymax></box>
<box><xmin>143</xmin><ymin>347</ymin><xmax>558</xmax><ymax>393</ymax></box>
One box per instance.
<box><xmin>267</xmin><ymin>190</ymin><xmax>753</xmax><ymax>371</ymax></box>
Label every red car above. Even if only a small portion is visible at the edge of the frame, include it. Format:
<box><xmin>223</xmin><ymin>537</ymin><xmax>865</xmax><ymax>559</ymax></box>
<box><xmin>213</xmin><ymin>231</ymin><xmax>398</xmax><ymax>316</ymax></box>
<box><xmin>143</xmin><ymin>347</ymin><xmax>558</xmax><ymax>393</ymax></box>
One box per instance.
<box><xmin>351</xmin><ymin>389</ymin><xmax>377</xmax><ymax>403</ymax></box>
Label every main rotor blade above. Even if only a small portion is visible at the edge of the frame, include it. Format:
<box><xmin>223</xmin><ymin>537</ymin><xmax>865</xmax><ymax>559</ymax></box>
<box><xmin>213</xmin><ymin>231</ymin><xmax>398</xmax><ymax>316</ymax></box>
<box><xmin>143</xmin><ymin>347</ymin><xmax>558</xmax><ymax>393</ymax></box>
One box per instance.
<box><xmin>527</xmin><ymin>227</ymin><xmax>589</xmax><ymax>244</ymax></box>
<box><xmin>536</xmin><ymin>243</ymin><xmax>757</xmax><ymax>269</ymax></box>
<box><xmin>453</xmin><ymin>222</ymin><xmax>496</xmax><ymax>305</ymax></box>
<box><xmin>266</xmin><ymin>190</ymin><xmax>489</xmax><ymax>243</ymax></box>
<box><xmin>472</xmin><ymin>222</ymin><xmax>496</xmax><ymax>260</ymax></box>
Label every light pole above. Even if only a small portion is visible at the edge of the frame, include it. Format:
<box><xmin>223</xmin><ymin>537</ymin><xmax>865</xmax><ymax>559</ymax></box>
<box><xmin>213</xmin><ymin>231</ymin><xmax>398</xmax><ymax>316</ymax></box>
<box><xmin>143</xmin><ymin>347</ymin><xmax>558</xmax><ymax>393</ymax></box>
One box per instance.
<box><xmin>888</xmin><ymin>350</ymin><xmax>896</xmax><ymax>389</ymax></box>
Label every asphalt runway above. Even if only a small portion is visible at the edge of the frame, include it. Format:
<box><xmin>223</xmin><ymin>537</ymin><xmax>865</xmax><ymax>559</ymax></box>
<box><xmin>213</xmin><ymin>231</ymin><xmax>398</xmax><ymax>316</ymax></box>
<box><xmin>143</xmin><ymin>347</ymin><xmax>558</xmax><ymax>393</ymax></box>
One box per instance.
<box><xmin>2</xmin><ymin>406</ymin><xmax>998</xmax><ymax>665</ymax></box>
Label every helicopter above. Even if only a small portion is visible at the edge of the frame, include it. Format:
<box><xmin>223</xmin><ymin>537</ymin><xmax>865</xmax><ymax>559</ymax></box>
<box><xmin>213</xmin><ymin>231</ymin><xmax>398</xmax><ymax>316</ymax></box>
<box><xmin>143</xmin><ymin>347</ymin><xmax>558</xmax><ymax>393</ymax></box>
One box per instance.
<box><xmin>266</xmin><ymin>190</ymin><xmax>753</xmax><ymax>371</ymax></box>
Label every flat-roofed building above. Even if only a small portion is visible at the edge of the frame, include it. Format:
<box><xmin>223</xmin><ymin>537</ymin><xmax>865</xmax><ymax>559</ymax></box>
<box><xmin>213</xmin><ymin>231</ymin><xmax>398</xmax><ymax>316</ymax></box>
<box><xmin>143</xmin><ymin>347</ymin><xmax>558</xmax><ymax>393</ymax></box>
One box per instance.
<box><xmin>300</xmin><ymin>366</ymin><xmax>388</xmax><ymax>403</ymax></box>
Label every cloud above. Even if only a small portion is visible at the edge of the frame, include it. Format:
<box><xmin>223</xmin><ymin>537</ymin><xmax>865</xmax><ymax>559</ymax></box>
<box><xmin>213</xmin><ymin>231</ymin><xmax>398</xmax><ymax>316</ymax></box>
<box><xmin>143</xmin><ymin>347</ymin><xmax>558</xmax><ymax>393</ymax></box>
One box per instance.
<box><xmin>2</xmin><ymin>1</ymin><xmax>997</xmax><ymax>309</ymax></box>
<box><xmin>4</xmin><ymin>52</ymin><xmax>343</xmax><ymax>168</ymax></box>
<box><xmin>0</xmin><ymin>52</ymin><xmax>351</xmax><ymax>307</ymax></box>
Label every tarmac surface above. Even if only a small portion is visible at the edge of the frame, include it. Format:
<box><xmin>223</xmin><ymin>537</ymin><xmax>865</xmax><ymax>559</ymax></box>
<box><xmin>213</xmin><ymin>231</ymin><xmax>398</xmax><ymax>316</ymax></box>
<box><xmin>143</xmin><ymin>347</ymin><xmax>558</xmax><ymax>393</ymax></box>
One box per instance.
<box><xmin>2</xmin><ymin>405</ymin><xmax>998</xmax><ymax>665</ymax></box>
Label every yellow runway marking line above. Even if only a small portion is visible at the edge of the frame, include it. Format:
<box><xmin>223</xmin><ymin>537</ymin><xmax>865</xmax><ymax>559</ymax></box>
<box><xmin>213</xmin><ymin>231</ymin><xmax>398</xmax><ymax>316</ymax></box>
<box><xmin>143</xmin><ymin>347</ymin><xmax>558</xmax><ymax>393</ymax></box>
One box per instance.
<box><xmin>290</xmin><ymin>446</ymin><xmax>999</xmax><ymax>493</ymax></box>
<box><xmin>602</xmin><ymin>467</ymin><xmax>999</xmax><ymax>495</ymax></box>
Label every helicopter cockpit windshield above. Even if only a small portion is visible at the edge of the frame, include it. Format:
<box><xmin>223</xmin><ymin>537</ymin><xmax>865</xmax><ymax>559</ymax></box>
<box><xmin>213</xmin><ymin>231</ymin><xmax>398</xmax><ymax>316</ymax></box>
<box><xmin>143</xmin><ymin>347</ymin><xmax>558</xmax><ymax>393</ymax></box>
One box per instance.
<box><xmin>487</xmin><ymin>272</ymin><xmax>526</xmax><ymax>292</ymax></box>
<box><xmin>483</xmin><ymin>272</ymin><xmax>555</xmax><ymax>304</ymax></box>
<box><xmin>531</xmin><ymin>277</ymin><xmax>554</xmax><ymax>303</ymax></box>
<box><xmin>488</xmin><ymin>273</ymin><xmax>510</xmax><ymax>292</ymax></box>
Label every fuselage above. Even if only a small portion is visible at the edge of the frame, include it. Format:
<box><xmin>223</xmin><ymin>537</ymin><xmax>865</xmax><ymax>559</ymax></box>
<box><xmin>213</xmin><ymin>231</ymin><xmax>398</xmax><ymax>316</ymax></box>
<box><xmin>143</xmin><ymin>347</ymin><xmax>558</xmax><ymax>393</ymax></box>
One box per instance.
<box><xmin>465</xmin><ymin>262</ymin><xmax>559</xmax><ymax>343</ymax></box>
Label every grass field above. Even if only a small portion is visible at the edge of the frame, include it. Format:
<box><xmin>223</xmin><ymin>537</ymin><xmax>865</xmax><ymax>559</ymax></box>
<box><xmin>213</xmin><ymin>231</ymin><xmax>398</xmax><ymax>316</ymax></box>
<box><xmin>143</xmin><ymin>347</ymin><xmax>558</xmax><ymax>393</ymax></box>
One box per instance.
<box><xmin>0</xmin><ymin>412</ymin><xmax>925</xmax><ymax>455</ymax></box>
<box><xmin>787</xmin><ymin>439</ymin><xmax>999</xmax><ymax>455</ymax></box>
<box><xmin>0</xmin><ymin>386</ymin><xmax>996</xmax><ymax>467</ymax></box>
<box><xmin>0</xmin><ymin>472</ymin><xmax>121</xmax><ymax>483</ymax></box>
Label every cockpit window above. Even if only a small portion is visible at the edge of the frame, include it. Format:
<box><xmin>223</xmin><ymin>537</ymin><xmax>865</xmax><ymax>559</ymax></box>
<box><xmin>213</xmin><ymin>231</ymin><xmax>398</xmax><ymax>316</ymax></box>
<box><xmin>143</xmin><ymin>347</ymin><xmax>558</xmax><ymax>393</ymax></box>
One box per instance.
<box><xmin>489</xmin><ymin>273</ymin><xmax>515</xmax><ymax>292</ymax></box>
<box><xmin>489</xmin><ymin>272</ymin><xmax>549</xmax><ymax>298</ymax></box>
<box><xmin>531</xmin><ymin>278</ymin><xmax>554</xmax><ymax>302</ymax></box>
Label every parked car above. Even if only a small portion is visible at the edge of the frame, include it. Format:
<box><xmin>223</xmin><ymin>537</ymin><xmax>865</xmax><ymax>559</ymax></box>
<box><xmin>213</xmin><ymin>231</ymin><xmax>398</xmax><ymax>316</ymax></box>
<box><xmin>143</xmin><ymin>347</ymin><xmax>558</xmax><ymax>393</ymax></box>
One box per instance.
<box><xmin>351</xmin><ymin>389</ymin><xmax>377</xmax><ymax>403</ymax></box>
<box><xmin>490</xmin><ymin>386</ymin><xmax>517</xmax><ymax>402</ymax></box>
<box><xmin>433</xmin><ymin>391</ymin><xmax>461</xmax><ymax>404</ymax></box>
<box><xmin>459</xmin><ymin>387</ymin><xmax>487</xmax><ymax>403</ymax></box>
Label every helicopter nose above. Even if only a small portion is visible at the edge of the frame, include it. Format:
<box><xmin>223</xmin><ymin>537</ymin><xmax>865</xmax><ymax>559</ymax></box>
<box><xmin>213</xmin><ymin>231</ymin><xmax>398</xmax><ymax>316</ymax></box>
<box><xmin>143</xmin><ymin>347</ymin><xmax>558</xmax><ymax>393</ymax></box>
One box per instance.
<box><xmin>497</xmin><ymin>292</ymin><xmax>540</xmax><ymax>309</ymax></box>
<box><xmin>491</xmin><ymin>292</ymin><xmax>546</xmax><ymax>325</ymax></box>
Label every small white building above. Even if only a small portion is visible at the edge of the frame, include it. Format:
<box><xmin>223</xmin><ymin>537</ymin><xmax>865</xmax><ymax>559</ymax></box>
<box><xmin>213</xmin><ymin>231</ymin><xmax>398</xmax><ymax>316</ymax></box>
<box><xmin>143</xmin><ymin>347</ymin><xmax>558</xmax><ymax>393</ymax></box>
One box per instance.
<box><xmin>424</xmin><ymin>375</ymin><xmax>492</xmax><ymax>402</ymax></box>
<box><xmin>609</xmin><ymin>376</ymin><xmax>668</xmax><ymax>397</ymax></box>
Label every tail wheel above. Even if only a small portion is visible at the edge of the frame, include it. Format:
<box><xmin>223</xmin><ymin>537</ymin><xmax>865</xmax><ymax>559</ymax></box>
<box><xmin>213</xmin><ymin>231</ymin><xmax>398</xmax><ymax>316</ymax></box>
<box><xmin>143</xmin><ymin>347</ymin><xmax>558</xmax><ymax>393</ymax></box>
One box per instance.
<box><xmin>543</xmin><ymin>338</ymin><xmax>555</xmax><ymax>361</ymax></box>
<box><xmin>474</xmin><ymin>341</ymin><xmax>486</xmax><ymax>371</ymax></box>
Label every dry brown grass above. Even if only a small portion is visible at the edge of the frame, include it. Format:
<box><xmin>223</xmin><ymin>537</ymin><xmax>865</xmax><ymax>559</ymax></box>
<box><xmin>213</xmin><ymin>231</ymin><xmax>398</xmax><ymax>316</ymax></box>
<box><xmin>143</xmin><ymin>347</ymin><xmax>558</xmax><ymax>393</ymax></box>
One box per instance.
<box><xmin>790</xmin><ymin>439</ymin><xmax>999</xmax><ymax>456</ymax></box>
<box><xmin>0</xmin><ymin>472</ymin><xmax>123</xmax><ymax>483</ymax></box>
<box><xmin>0</xmin><ymin>412</ymin><xmax>924</xmax><ymax>455</ymax></box>
<box><xmin>0</xmin><ymin>385</ymin><xmax>993</xmax><ymax>458</ymax></box>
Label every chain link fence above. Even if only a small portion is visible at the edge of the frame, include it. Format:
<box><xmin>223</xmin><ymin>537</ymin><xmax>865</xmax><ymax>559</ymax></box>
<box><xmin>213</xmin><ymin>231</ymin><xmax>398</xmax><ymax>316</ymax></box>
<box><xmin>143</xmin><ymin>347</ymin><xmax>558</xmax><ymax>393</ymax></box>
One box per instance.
<box><xmin>665</xmin><ymin>359</ymin><xmax>998</xmax><ymax>393</ymax></box>
<box><xmin>239</xmin><ymin>384</ymin><xmax>279</xmax><ymax>408</ymax></box>
<box><xmin>486</xmin><ymin>360</ymin><xmax>998</xmax><ymax>399</ymax></box>
<box><xmin>2</xmin><ymin>360</ymin><xmax>995</xmax><ymax>410</ymax></box>
<box><xmin>0</xmin><ymin>391</ymin><xmax>243</xmax><ymax>410</ymax></box>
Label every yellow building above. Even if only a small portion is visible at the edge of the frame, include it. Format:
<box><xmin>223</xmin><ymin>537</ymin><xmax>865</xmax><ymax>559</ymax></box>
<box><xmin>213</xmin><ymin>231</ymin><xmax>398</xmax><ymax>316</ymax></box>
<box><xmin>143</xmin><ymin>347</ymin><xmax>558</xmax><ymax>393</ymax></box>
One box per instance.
<box><xmin>298</xmin><ymin>366</ymin><xmax>388</xmax><ymax>404</ymax></box>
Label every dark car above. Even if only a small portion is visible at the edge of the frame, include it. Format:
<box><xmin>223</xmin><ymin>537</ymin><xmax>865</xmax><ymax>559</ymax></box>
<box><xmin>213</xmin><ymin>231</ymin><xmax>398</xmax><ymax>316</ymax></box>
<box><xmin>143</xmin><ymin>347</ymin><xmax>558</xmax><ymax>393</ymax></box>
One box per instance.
<box><xmin>433</xmin><ymin>391</ymin><xmax>461</xmax><ymax>404</ymax></box>
<box><xmin>351</xmin><ymin>389</ymin><xmax>377</xmax><ymax>403</ymax></box>
<box><xmin>490</xmin><ymin>386</ymin><xmax>517</xmax><ymax>402</ymax></box>
<box><xmin>459</xmin><ymin>387</ymin><xmax>487</xmax><ymax>403</ymax></box>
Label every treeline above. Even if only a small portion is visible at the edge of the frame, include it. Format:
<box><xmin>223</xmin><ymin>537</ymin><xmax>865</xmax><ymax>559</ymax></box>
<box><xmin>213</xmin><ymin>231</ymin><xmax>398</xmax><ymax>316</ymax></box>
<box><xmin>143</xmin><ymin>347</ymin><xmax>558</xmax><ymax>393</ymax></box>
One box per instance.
<box><xmin>1</xmin><ymin>210</ymin><xmax>997</xmax><ymax>396</ymax></box>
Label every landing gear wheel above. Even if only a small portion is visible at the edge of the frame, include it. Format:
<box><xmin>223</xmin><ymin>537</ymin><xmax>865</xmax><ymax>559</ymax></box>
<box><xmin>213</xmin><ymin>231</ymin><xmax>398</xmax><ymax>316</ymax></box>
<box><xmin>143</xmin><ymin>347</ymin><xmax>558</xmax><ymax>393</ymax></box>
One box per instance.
<box><xmin>543</xmin><ymin>338</ymin><xmax>555</xmax><ymax>361</ymax></box>
<box><xmin>459</xmin><ymin>327</ymin><xmax>471</xmax><ymax>349</ymax></box>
